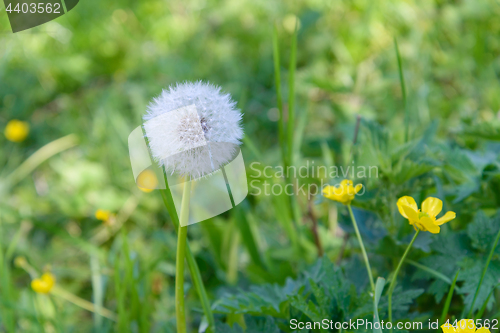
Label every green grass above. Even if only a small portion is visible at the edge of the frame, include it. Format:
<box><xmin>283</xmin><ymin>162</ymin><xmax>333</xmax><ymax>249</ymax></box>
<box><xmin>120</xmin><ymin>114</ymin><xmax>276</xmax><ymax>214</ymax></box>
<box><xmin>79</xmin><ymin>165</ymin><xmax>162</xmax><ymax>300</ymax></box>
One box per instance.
<box><xmin>1</xmin><ymin>0</ymin><xmax>500</xmax><ymax>331</ymax></box>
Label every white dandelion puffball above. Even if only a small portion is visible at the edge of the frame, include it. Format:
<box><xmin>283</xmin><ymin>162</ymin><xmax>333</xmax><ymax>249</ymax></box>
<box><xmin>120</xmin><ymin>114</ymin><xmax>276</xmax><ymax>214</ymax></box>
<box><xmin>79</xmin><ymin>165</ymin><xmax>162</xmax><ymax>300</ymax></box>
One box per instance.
<box><xmin>143</xmin><ymin>81</ymin><xmax>244</xmax><ymax>179</ymax></box>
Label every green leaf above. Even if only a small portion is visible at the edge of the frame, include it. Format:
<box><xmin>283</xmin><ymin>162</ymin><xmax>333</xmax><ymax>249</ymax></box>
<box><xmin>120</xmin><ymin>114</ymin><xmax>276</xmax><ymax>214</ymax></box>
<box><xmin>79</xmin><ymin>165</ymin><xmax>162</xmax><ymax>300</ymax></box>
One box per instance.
<box><xmin>467</xmin><ymin>211</ymin><xmax>500</xmax><ymax>252</ymax></box>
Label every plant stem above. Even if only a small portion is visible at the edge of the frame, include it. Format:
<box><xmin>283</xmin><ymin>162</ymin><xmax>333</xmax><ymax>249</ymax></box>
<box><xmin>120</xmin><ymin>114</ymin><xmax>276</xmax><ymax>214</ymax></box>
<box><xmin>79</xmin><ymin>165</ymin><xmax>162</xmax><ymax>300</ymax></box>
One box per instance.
<box><xmin>347</xmin><ymin>204</ymin><xmax>375</xmax><ymax>292</ymax></box>
<box><xmin>467</xmin><ymin>227</ymin><xmax>500</xmax><ymax>318</ymax></box>
<box><xmin>175</xmin><ymin>181</ymin><xmax>191</xmax><ymax>333</ymax></box>
<box><xmin>159</xmin><ymin>188</ymin><xmax>215</xmax><ymax>332</ymax></box>
<box><xmin>388</xmin><ymin>229</ymin><xmax>420</xmax><ymax>331</ymax></box>
<box><xmin>394</xmin><ymin>38</ymin><xmax>409</xmax><ymax>142</ymax></box>
<box><xmin>272</xmin><ymin>23</ymin><xmax>286</xmax><ymax>171</ymax></box>
<box><xmin>440</xmin><ymin>270</ymin><xmax>460</xmax><ymax>325</ymax></box>
<box><xmin>287</xmin><ymin>20</ymin><xmax>298</xmax><ymax>170</ymax></box>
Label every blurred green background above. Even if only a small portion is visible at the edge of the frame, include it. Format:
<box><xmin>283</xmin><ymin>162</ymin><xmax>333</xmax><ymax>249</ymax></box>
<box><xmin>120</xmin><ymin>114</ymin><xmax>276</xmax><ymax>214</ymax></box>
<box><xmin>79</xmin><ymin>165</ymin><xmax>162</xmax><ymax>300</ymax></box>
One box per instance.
<box><xmin>1</xmin><ymin>0</ymin><xmax>500</xmax><ymax>332</ymax></box>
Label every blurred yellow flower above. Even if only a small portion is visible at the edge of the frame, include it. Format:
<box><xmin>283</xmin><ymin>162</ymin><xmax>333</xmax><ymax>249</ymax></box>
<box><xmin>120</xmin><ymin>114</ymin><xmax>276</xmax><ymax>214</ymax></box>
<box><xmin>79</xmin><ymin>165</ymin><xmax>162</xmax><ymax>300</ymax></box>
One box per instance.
<box><xmin>397</xmin><ymin>196</ymin><xmax>456</xmax><ymax>234</ymax></box>
<box><xmin>4</xmin><ymin>119</ymin><xmax>29</xmax><ymax>142</ymax></box>
<box><xmin>95</xmin><ymin>209</ymin><xmax>111</xmax><ymax>222</ymax></box>
<box><xmin>137</xmin><ymin>169</ymin><xmax>158</xmax><ymax>193</ymax></box>
<box><xmin>322</xmin><ymin>179</ymin><xmax>362</xmax><ymax>205</ymax></box>
<box><xmin>31</xmin><ymin>272</ymin><xmax>56</xmax><ymax>294</ymax></box>
<box><xmin>441</xmin><ymin>319</ymin><xmax>490</xmax><ymax>333</ymax></box>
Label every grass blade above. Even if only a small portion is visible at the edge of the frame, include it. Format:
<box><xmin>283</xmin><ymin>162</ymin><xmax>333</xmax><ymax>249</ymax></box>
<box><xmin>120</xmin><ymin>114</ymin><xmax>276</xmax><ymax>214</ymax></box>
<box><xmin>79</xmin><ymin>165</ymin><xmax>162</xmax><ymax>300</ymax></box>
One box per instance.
<box><xmin>287</xmin><ymin>20</ymin><xmax>298</xmax><ymax>168</ymax></box>
<box><xmin>440</xmin><ymin>270</ymin><xmax>460</xmax><ymax>325</ymax></box>
<box><xmin>406</xmin><ymin>259</ymin><xmax>452</xmax><ymax>285</ymax></box>
<box><xmin>467</xmin><ymin>227</ymin><xmax>500</xmax><ymax>318</ymax></box>
<box><xmin>272</xmin><ymin>22</ymin><xmax>287</xmax><ymax>169</ymax></box>
<box><xmin>476</xmin><ymin>284</ymin><xmax>498</xmax><ymax>319</ymax></box>
<box><xmin>394</xmin><ymin>38</ymin><xmax>409</xmax><ymax>142</ymax></box>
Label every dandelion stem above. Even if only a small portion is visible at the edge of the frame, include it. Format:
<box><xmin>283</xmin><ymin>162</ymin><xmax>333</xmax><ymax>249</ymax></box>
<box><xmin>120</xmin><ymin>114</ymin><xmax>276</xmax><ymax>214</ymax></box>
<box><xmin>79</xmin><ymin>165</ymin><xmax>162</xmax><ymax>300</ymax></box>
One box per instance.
<box><xmin>388</xmin><ymin>229</ymin><xmax>420</xmax><ymax>331</ymax></box>
<box><xmin>347</xmin><ymin>204</ymin><xmax>375</xmax><ymax>292</ymax></box>
<box><xmin>175</xmin><ymin>181</ymin><xmax>191</xmax><ymax>333</ymax></box>
<box><xmin>467</xmin><ymin>227</ymin><xmax>500</xmax><ymax>318</ymax></box>
<box><xmin>151</xmin><ymin>125</ymin><xmax>214</xmax><ymax>332</ymax></box>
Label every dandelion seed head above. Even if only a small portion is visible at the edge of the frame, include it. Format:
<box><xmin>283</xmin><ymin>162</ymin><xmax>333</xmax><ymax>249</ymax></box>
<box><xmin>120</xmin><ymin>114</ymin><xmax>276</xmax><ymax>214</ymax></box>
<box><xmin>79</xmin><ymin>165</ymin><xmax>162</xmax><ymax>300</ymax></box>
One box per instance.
<box><xmin>143</xmin><ymin>81</ymin><xmax>243</xmax><ymax>179</ymax></box>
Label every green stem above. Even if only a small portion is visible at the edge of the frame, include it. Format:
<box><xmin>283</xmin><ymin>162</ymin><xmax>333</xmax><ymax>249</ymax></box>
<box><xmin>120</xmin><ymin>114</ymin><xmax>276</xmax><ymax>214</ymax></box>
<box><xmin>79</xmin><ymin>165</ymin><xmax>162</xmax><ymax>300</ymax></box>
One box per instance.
<box><xmin>272</xmin><ymin>23</ymin><xmax>286</xmax><ymax>170</ymax></box>
<box><xmin>347</xmin><ymin>204</ymin><xmax>375</xmax><ymax>292</ymax></box>
<box><xmin>159</xmin><ymin>188</ymin><xmax>215</xmax><ymax>332</ymax></box>
<box><xmin>175</xmin><ymin>181</ymin><xmax>191</xmax><ymax>333</ymax></box>
<box><xmin>467</xmin><ymin>227</ymin><xmax>500</xmax><ymax>318</ymax></box>
<box><xmin>287</xmin><ymin>20</ymin><xmax>298</xmax><ymax>169</ymax></box>
<box><xmin>388</xmin><ymin>229</ymin><xmax>420</xmax><ymax>331</ymax></box>
<box><xmin>440</xmin><ymin>270</ymin><xmax>460</xmax><ymax>325</ymax></box>
<box><xmin>394</xmin><ymin>38</ymin><xmax>409</xmax><ymax>142</ymax></box>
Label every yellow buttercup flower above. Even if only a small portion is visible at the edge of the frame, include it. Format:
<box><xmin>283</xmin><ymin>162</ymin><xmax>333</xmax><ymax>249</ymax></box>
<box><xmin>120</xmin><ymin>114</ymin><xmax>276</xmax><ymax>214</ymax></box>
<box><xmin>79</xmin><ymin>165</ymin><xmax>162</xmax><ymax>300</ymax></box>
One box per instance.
<box><xmin>397</xmin><ymin>196</ymin><xmax>456</xmax><ymax>234</ymax></box>
<box><xmin>31</xmin><ymin>272</ymin><xmax>56</xmax><ymax>294</ymax></box>
<box><xmin>137</xmin><ymin>169</ymin><xmax>158</xmax><ymax>193</ymax></box>
<box><xmin>4</xmin><ymin>119</ymin><xmax>29</xmax><ymax>142</ymax></box>
<box><xmin>95</xmin><ymin>209</ymin><xmax>111</xmax><ymax>222</ymax></box>
<box><xmin>322</xmin><ymin>179</ymin><xmax>362</xmax><ymax>205</ymax></box>
<box><xmin>441</xmin><ymin>319</ymin><xmax>490</xmax><ymax>333</ymax></box>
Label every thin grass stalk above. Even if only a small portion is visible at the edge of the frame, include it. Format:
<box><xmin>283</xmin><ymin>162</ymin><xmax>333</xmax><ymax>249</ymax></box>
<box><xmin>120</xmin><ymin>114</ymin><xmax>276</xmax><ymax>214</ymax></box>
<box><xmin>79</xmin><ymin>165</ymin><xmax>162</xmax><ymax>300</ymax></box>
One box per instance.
<box><xmin>272</xmin><ymin>23</ymin><xmax>287</xmax><ymax>170</ymax></box>
<box><xmin>476</xmin><ymin>285</ymin><xmax>498</xmax><ymax>320</ymax></box>
<box><xmin>406</xmin><ymin>259</ymin><xmax>452</xmax><ymax>285</ymax></box>
<box><xmin>347</xmin><ymin>204</ymin><xmax>375</xmax><ymax>292</ymax></box>
<box><xmin>467</xmin><ymin>227</ymin><xmax>500</xmax><ymax>318</ymax></box>
<box><xmin>394</xmin><ymin>38</ymin><xmax>409</xmax><ymax>142</ymax></box>
<box><xmin>388</xmin><ymin>229</ymin><xmax>420</xmax><ymax>332</ymax></box>
<box><xmin>175</xmin><ymin>181</ymin><xmax>191</xmax><ymax>333</ymax></box>
<box><xmin>287</xmin><ymin>21</ymin><xmax>298</xmax><ymax>168</ymax></box>
<box><xmin>440</xmin><ymin>270</ymin><xmax>460</xmax><ymax>325</ymax></box>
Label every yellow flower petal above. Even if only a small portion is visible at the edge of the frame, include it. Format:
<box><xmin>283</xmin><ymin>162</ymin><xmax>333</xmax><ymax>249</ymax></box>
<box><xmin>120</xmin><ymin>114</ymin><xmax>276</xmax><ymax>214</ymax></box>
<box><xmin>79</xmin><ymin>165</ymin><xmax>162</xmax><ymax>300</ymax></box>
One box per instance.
<box><xmin>354</xmin><ymin>184</ymin><xmax>363</xmax><ymax>194</ymax></box>
<box><xmin>436</xmin><ymin>211</ymin><xmax>456</xmax><ymax>225</ymax></box>
<box><xmin>397</xmin><ymin>196</ymin><xmax>418</xmax><ymax>219</ymax></box>
<box><xmin>31</xmin><ymin>272</ymin><xmax>55</xmax><ymax>294</ymax></box>
<box><xmin>41</xmin><ymin>272</ymin><xmax>55</xmax><ymax>289</ymax></box>
<box><xmin>441</xmin><ymin>323</ymin><xmax>457</xmax><ymax>333</ymax></box>
<box><xmin>340</xmin><ymin>179</ymin><xmax>351</xmax><ymax>187</ymax></box>
<box><xmin>422</xmin><ymin>197</ymin><xmax>443</xmax><ymax>218</ymax></box>
<box><xmin>400</xmin><ymin>204</ymin><xmax>419</xmax><ymax>222</ymax></box>
<box><xmin>456</xmin><ymin>319</ymin><xmax>475</xmax><ymax>333</ymax></box>
<box><xmin>95</xmin><ymin>209</ymin><xmax>111</xmax><ymax>222</ymax></box>
<box><xmin>476</xmin><ymin>327</ymin><xmax>491</xmax><ymax>333</ymax></box>
<box><xmin>419</xmin><ymin>216</ymin><xmax>440</xmax><ymax>234</ymax></box>
<box><xmin>4</xmin><ymin>120</ymin><xmax>29</xmax><ymax>142</ymax></box>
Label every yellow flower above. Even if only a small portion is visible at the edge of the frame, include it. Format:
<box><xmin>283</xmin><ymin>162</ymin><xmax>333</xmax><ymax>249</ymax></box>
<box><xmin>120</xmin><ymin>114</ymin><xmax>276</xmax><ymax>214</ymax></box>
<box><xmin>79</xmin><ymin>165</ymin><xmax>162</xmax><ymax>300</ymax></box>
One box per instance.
<box><xmin>95</xmin><ymin>209</ymin><xmax>111</xmax><ymax>222</ymax></box>
<box><xmin>397</xmin><ymin>196</ymin><xmax>456</xmax><ymax>234</ymax></box>
<box><xmin>137</xmin><ymin>169</ymin><xmax>158</xmax><ymax>193</ymax></box>
<box><xmin>31</xmin><ymin>272</ymin><xmax>56</xmax><ymax>294</ymax></box>
<box><xmin>322</xmin><ymin>179</ymin><xmax>363</xmax><ymax>205</ymax></box>
<box><xmin>4</xmin><ymin>120</ymin><xmax>29</xmax><ymax>142</ymax></box>
<box><xmin>441</xmin><ymin>319</ymin><xmax>490</xmax><ymax>333</ymax></box>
